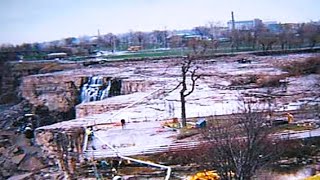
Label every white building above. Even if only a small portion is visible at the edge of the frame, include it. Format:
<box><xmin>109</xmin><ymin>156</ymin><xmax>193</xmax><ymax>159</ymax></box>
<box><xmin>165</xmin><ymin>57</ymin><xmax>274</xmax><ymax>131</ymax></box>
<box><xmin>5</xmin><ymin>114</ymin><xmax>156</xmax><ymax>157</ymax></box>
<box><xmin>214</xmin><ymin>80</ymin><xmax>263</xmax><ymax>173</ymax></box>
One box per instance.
<box><xmin>227</xmin><ymin>19</ymin><xmax>263</xmax><ymax>30</ymax></box>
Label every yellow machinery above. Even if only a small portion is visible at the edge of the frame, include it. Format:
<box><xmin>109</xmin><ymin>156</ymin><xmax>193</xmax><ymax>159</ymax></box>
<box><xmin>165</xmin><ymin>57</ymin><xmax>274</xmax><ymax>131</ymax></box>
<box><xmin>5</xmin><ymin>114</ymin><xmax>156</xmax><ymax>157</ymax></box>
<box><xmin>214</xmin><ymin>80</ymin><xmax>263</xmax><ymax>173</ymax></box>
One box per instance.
<box><xmin>188</xmin><ymin>170</ymin><xmax>220</xmax><ymax>180</ymax></box>
<box><xmin>287</xmin><ymin>113</ymin><xmax>294</xmax><ymax>123</ymax></box>
<box><xmin>127</xmin><ymin>46</ymin><xmax>142</xmax><ymax>52</ymax></box>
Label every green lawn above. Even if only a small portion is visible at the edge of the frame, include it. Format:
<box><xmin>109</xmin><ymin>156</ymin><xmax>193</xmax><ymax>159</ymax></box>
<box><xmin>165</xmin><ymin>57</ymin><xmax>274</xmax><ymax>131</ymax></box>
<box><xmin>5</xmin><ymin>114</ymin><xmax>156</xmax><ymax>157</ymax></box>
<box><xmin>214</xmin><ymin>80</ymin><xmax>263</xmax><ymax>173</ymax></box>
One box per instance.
<box><xmin>101</xmin><ymin>49</ymin><xmax>187</xmax><ymax>60</ymax></box>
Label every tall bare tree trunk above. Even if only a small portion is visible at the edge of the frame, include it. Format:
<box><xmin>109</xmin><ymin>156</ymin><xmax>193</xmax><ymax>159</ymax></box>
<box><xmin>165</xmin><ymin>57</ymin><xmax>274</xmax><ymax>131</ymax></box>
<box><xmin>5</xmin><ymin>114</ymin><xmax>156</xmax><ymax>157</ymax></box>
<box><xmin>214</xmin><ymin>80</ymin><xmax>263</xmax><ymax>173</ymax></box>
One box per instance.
<box><xmin>170</xmin><ymin>58</ymin><xmax>200</xmax><ymax>128</ymax></box>
<box><xmin>180</xmin><ymin>91</ymin><xmax>187</xmax><ymax>127</ymax></box>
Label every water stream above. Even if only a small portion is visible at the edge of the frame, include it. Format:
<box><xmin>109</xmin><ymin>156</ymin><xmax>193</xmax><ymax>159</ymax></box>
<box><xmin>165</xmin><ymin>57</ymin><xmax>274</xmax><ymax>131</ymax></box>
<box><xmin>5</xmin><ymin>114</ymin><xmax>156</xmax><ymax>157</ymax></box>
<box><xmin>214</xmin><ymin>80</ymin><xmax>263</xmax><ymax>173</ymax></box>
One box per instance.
<box><xmin>80</xmin><ymin>76</ymin><xmax>112</xmax><ymax>103</ymax></box>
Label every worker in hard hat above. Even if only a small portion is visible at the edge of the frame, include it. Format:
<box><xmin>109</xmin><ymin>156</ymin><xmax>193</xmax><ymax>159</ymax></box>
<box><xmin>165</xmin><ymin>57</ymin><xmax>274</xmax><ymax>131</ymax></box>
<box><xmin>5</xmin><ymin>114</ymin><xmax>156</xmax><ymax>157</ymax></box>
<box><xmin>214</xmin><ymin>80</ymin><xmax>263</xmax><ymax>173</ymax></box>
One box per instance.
<box><xmin>24</xmin><ymin>123</ymin><xmax>35</xmax><ymax>145</ymax></box>
<box><xmin>86</xmin><ymin>126</ymin><xmax>94</xmax><ymax>140</ymax></box>
<box><xmin>287</xmin><ymin>113</ymin><xmax>294</xmax><ymax>123</ymax></box>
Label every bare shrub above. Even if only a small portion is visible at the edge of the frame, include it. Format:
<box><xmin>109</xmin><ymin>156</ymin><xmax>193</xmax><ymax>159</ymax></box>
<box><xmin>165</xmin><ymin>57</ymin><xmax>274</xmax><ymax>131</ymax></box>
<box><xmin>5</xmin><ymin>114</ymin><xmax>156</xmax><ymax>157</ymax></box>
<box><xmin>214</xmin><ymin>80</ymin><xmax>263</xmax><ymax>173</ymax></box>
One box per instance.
<box><xmin>230</xmin><ymin>75</ymin><xmax>257</xmax><ymax>86</ymax></box>
<box><xmin>281</xmin><ymin>56</ymin><xmax>320</xmax><ymax>76</ymax></box>
<box><xmin>230</xmin><ymin>74</ymin><xmax>286</xmax><ymax>88</ymax></box>
<box><xmin>155</xmin><ymin>146</ymin><xmax>208</xmax><ymax>167</ymax></box>
<box><xmin>255</xmin><ymin>75</ymin><xmax>286</xmax><ymax>87</ymax></box>
<box><xmin>200</xmin><ymin>103</ymin><xmax>280</xmax><ymax>180</ymax></box>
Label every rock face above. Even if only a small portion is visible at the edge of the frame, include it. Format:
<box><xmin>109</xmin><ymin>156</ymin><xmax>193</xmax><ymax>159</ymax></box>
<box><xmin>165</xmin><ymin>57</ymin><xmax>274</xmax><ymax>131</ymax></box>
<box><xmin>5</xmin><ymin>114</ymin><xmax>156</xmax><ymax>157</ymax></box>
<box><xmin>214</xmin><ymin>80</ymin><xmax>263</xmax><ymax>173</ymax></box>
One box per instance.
<box><xmin>21</xmin><ymin>74</ymin><xmax>83</xmax><ymax>112</ymax></box>
<box><xmin>121</xmin><ymin>79</ymin><xmax>151</xmax><ymax>95</ymax></box>
<box><xmin>76</xmin><ymin>79</ymin><xmax>152</xmax><ymax>118</ymax></box>
<box><xmin>0</xmin><ymin>101</ymin><xmax>33</xmax><ymax>129</ymax></box>
<box><xmin>35</xmin><ymin>126</ymin><xmax>85</xmax><ymax>179</ymax></box>
<box><xmin>0</xmin><ymin>61</ymin><xmax>81</xmax><ymax>104</ymax></box>
<box><xmin>20</xmin><ymin>71</ymin><xmax>152</xmax><ymax>118</ymax></box>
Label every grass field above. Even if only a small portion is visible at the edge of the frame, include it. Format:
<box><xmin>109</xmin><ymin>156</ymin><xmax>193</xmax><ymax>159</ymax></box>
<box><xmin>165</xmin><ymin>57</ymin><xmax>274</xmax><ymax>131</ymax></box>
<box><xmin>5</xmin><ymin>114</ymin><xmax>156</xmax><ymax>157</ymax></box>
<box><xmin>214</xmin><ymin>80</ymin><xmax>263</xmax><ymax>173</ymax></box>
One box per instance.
<box><xmin>18</xmin><ymin>43</ymin><xmax>320</xmax><ymax>61</ymax></box>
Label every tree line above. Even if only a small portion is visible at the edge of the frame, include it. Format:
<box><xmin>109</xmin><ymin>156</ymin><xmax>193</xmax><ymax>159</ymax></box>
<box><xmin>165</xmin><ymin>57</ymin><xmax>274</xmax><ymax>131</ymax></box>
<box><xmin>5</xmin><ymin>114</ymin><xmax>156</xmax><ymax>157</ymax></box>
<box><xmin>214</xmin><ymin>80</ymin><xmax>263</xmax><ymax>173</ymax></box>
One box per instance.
<box><xmin>1</xmin><ymin>21</ymin><xmax>319</xmax><ymax>61</ymax></box>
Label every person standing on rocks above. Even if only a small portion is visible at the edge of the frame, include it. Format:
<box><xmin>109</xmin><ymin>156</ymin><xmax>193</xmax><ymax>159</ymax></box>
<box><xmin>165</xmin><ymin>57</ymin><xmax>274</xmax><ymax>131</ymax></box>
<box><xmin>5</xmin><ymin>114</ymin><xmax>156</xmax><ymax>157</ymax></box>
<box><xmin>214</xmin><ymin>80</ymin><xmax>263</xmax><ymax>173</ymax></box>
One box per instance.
<box><xmin>120</xmin><ymin>119</ymin><xmax>126</xmax><ymax>129</ymax></box>
<box><xmin>86</xmin><ymin>126</ymin><xmax>94</xmax><ymax>141</ymax></box>
<box><xmin>24</xmin><ymin>123</ymin><xmax>35</xmax><ymax>145</ymax></box>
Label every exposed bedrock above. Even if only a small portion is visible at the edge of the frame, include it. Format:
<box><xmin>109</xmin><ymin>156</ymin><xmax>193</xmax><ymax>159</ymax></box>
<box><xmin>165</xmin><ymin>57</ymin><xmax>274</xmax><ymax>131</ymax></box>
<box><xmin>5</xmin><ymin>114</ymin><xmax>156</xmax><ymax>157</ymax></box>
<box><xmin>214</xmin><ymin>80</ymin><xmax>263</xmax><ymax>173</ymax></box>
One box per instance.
<box><xmin>0</xmin><ymin>61</ymin><xmax>81</xmax><ymax>104</ymax></box>
<box><xmin>21</xmin><ymin>73</ymin><xmax>152</xmax><ymax>119</ymax></box>
<box><xmin>21</xmin><ymin>75</ymin><xmax>82</xmax><ymax>113</ymax></box>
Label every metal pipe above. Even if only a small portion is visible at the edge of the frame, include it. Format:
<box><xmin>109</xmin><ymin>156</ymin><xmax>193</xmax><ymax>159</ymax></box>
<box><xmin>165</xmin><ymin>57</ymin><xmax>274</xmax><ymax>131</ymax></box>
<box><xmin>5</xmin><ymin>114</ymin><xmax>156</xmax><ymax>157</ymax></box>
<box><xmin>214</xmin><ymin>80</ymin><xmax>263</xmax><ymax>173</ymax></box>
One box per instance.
<box><xmin>95</xmin><ymin>134</ymin><xmax>171</xmax><ymax>180</ymax></box>
<box><xmin>82</xmin><ymin>133</ymin><xmax>89</xmax><ymax>154</ymax></box>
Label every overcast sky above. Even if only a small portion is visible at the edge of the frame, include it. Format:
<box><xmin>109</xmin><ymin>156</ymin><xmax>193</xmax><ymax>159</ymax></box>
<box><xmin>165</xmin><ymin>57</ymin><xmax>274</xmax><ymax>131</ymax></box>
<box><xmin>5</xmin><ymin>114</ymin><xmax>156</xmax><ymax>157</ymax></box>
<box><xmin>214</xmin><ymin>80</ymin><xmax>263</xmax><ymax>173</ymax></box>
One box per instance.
<box><xmin>1</xmin><ymin>0</ymin><xmax>319</xmax><ymax>45</ymax></box>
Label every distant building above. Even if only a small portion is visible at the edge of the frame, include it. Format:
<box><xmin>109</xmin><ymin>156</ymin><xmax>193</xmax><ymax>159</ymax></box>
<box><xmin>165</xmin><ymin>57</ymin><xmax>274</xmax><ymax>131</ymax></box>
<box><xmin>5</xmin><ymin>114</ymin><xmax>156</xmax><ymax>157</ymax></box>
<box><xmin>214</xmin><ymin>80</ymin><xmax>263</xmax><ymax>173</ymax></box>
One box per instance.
<box><xmin>227</xmin><ymin>19</ymin><xmax>263</xmax><ymax>30</ymax></box>
<box><xmin>168</xmin><ymin>30</ymin><xmax>205</xmax><ymax>40</ymax></box>
<box><xmin>264</xmin><ymin>21</ymin><xmax>282</xmax><ymax>33</ymax></box>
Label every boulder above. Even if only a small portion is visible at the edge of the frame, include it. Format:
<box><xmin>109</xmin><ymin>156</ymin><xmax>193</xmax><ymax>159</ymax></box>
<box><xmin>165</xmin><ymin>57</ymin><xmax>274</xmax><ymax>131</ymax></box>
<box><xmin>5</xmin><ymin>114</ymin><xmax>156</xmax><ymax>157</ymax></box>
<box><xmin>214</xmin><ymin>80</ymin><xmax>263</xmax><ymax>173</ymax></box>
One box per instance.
<box><xmin>19</xmin><ymin>156</ymin><xmax>45</xmax><ymax>171</ymax></box>
<box><xmin>11</xmin><ymin>154</ymin><xmax>26</xmax><ymax>165</ymax></box>
<box><xmin>1</xmin><ymin>168</ymin><xmax>12</xmax><ymax>178</ymax></box>
<box><xmin>0</xmin><ymin>147</ymin><xmax>6</xmax><ymax>154</ymax></box>
<box><xmin>3</xmin><ymin>159</ymin><xmax>16</xmax><ymax>169</ymax></box>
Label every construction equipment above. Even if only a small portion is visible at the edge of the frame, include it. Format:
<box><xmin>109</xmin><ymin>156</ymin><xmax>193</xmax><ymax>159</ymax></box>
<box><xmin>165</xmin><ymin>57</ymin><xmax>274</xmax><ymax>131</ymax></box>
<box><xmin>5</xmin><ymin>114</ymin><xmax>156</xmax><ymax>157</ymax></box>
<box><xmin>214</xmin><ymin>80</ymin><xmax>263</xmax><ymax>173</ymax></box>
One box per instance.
<box><xmin>188</xmin><ymin>170</ymin><xmax>220</xmax><ymax>180</ymax></box>
<box><xmin>127</xmin><ymin>46</ymin><xmax>142</xmax><ymax>52</ymax></box>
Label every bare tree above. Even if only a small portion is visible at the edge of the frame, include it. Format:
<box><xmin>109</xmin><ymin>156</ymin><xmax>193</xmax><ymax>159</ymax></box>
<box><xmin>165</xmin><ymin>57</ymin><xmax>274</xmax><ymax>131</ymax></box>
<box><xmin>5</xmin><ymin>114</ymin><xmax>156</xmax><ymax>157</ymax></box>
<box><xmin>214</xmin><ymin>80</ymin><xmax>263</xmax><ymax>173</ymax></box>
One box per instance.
<box><xmin>168</xmin><ymin>35</ymin><xmax>183</xmax><ymax>48</ymax></box>
<box><xmin>301</xmin><ymin>23</ymin><xmax>320</xmax><ymax>48</ymax></box>
<box><xmin>277</xmin><ymin>24</ymin><xmax>293</xmax><ymax>50</ymax></box>
<box><xmin>187</xmin><ymin>38</ymin><xmax>210</xmax><ymax>55</ymax></box>
<box><xmin>208</xmin><ymin>21</ymin><xmax>223</xmax><ymax>51</ymax></box>
<box><xmin>102</xmin><ymin>33</ymin><xmax>118</xmax><ymax>52</ymax></box>
<box><xmin>171</xmin><ymin>57</ymin><xmax>201</xmax><ymax>127</ymax></box>
<box><xmin>133</xmin><ymin>31</ymin><xmax>145</xmax><ymax>47</ymax></box>
<box><xmin>152</xmin><ymin>30</ymin><xmax>168</xmax><ymax>48</ymax></box>
<box><xmin>257</xmin><ymin>30</ymin><xmax>277</xmax><ymax>51</ymax></box>
<box><xmin>230</xmin><ymin>29</ymin><xmax>240</xmax><ymax>51</ymax></box>
<box><xmin>201</xmin><ymin>103</ymin><xmax>279</xmax><ymax>180</ymax></box>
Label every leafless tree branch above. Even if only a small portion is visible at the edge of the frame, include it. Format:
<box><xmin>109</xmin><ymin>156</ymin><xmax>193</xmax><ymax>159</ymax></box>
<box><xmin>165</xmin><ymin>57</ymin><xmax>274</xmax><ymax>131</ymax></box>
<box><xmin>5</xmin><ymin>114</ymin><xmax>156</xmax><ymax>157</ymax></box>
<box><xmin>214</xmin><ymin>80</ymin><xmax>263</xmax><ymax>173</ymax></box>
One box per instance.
<box><xmin>168</xmin><ymin>82</ymin><xmax>182</xmax><ymax>94</ymax></box>
<box><xmin>184</xmin><ymin>67</ymin><xmax>201</xmax><ymax>97</ymax></box>
<box><xmin>200</xmin><ymin>102</ymin><xmax>280</xmax><ymax>180</ymax></box>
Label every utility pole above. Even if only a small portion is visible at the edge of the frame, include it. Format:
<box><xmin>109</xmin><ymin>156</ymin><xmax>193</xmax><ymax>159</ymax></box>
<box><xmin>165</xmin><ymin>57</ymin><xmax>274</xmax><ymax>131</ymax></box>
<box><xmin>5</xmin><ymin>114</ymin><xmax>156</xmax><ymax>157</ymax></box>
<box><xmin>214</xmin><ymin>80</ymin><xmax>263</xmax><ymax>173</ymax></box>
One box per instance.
<box><xmin>97</xmin><ymin>29</ymin><xmax>101</xmax><ymax>50</ymax></box>
<box><xmin>231</xmin><ymin>11</ymin><xmax>235</xmax><ymax>31</ymax></box>
<box><xmin>231</xmin><ymin>11</ymin><xmax>236</xmax><ymax>52</ymax></box>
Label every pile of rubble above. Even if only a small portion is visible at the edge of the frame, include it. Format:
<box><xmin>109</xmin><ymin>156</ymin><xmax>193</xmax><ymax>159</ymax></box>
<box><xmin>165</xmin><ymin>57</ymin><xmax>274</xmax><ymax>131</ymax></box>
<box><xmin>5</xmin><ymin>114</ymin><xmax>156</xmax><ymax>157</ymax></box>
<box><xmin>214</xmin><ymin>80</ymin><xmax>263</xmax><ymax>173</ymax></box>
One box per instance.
<box><xmin>0</xmin><ymin>99</ymin><xmax>80</xmax><ymax>179</ymax></box>
<box><xmin>0</xmin><ymin>131</ymin><xmax>47</xmax><ymax>178</ymax></box>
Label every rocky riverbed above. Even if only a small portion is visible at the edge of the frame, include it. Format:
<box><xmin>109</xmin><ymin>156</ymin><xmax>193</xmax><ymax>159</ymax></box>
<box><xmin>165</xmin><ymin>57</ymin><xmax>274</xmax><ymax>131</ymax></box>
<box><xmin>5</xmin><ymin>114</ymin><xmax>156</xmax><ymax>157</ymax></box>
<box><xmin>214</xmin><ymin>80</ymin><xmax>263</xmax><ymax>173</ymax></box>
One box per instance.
<box><xmin>1</xmin><ymin>52</ymin><xmax>320</xmax><ymax>179</ymax></box>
